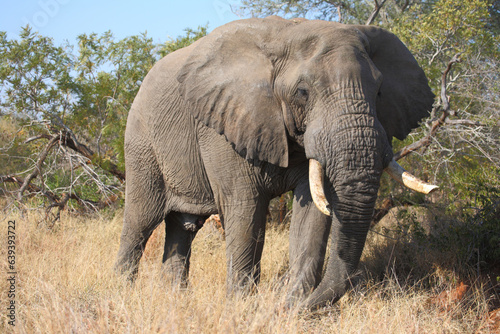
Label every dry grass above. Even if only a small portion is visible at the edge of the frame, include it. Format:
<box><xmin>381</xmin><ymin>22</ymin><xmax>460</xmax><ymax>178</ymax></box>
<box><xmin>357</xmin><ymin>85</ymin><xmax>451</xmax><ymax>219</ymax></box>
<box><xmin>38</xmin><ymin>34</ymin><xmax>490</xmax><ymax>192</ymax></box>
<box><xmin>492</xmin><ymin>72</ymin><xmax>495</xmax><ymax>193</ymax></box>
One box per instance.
<box><xmin>0</xmin><ymin>209</ymin><xmax>497</xmax><ymax>333</ymax></box>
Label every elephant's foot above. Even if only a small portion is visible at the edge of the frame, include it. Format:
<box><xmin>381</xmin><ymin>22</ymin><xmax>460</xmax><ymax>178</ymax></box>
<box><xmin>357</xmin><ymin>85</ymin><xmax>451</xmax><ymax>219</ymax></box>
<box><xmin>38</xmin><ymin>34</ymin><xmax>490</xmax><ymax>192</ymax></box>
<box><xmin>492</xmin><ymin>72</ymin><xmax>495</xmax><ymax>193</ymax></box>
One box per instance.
<box><xmin>114</xmin><ymin>251</ymin><xmax>141</xmax><ymax>283</ymax></box>
<box><xmin>303</xmin><ymin>267</ymin><xmax>363</xmax><ymax>309</ymax></box>
<box><xmin>225</xmin><ymin>269</ymin><xmax>260</xmax><ymax>299</ymax></box>
<box><xmin>161</xmin><ymin>263</ymin><xmax>189</xmax><ymax>290</ymax></box>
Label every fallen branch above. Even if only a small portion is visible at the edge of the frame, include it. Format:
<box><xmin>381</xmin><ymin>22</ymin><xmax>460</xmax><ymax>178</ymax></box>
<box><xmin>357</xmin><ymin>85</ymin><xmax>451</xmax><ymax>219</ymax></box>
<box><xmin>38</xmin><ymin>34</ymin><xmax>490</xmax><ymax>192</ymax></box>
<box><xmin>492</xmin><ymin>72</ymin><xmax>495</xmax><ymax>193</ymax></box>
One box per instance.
<box><xmin>17</xmin><ymin>135</ymin><xmax>59</xmax><ymax>200</ymax></box>
<box><xmin>23</xmin><ymin>129</ymin><xmax>125</xmax><ymax>181</ymax></box>
<box><xmin>2</xmin><ymin>116</ymin><xmax>126</xmax><ymax>220</ymax></box>
<box><xmin>50</xmin><ymin>116</ymin><xmax>126</xmax><ymax>181</ymax></box>
<box><xmin>2</xmin><ymin>175</ymin><xmax>60</xmax><ymax>203</ymax></box>
<box><xmin>2</xmin><ymin>174</ymin><xmax>120</xmax><ymax>220</ymax></box>
<box><xmin>57</xmin><ymin>130</ymin><xmax>126</xmax><ymax>181</ymax></box>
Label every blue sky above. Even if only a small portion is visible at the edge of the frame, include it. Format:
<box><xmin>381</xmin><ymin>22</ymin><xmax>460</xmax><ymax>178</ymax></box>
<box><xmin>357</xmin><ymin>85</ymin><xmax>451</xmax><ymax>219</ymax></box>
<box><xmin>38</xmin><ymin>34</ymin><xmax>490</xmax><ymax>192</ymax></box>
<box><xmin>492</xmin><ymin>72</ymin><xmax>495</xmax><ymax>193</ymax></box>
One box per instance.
<box><xmin>1</xmin><ymin>0</ymin><xmax>243</xmax><ymax>45</ymax></box>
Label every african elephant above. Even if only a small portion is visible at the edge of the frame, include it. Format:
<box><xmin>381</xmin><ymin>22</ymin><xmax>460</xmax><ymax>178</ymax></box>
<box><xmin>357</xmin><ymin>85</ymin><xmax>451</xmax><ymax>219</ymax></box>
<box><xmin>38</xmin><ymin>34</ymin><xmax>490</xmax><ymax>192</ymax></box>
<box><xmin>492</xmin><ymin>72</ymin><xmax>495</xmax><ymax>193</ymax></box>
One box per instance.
<box><xmin>115</xmin><ymin>17</ymin><xmax>437</xmax><ymax>308</ymax></box>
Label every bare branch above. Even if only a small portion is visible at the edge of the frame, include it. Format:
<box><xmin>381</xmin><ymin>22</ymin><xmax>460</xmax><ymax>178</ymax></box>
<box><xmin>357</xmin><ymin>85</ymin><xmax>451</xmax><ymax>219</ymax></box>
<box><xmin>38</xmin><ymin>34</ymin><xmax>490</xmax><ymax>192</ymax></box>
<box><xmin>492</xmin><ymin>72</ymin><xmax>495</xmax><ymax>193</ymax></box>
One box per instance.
<box><xmin>441</xmin><ymin>53</ymin><xmax>462</xmax><ymax>111</ymax></box>
<box><xmin>9</xmin><ymin>117</ymin><xmax>125</xmax><ymax>217</ymax></box>
<box><xmin>365</xmin><ymin>0</ymin><xmax>388</xmax><ymax>25</ymax></box>
<box><xmin>2</xmin><ymin>174</ymin><xmax>120</xmax><ymax>221</ymax></box>
<box><xmin>396</xmin><ymin>0</ymin><xmax>411</xmax><ymax>13</ymax></box>
<box><xmin>57</xmin><ymin>130</ymin><xmax>126</xmax><ymax>181</ymax></box>
<box><xmin>24</xmin><ymin>134</ymin><xmax>52</xmax><ymax>144</ymax></box>
<box><xmin>30</xmin><ymin>117</ymin><xmax>127</xmax><ymax>181</ymax></box>
<box><xmin>394</xmin><ymin>54</ymin><xmax>463</xmax><ymax>161</ymax></box>
<box><xmin>337</xmin><ymin>5</ymin><xmax>343</xmax><ymax>23</ymax></box>
<box><xmin>2</xmin><ymin>174</ymin><xmax>60</xmax><ymax>204</ymax></box>
<box><xmin>17</xmin><ymin>135</ymin><xmax>59</xmax><ymax>200</ymax></box>
<box><xmin>444</xmin><ymin>119</ymin><xmax>483</xmax><ymax>126</ymax></box>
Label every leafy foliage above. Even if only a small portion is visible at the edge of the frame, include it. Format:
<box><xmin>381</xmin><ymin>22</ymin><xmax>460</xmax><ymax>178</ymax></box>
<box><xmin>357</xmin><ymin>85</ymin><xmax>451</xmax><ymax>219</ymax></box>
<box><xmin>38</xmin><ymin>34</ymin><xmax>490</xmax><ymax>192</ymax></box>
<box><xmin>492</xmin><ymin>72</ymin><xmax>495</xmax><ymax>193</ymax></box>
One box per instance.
<box><xmin>1</xmin><ymin>1</ymin><xmax>498</xmax><ymax>277</ymax></box>
<box><xmin>242</xmin><ymin>0</ymin><xmax>499</xmax><ymax>272</ymax></box>
<box><xmin>238</xmin><ymin>0</ymin><xmax>430</xmax><ymax>24</ymax></box>
<box><xmin>0</xmin><ymin>25</ymin><xmax>207</xmax><ymax>215</ymax></box>
<box><xmin>159</xmin><ymin>25</ymin><xmax>207</xmax><ymax>57</ymax></box>
<box><xmin>0</xmin><ymin>27</ymin><xmax>73</xmax><ymax>120</ymax></box>
<box><xmin>386</xmin><ymin>0</ymin><xmax>500</xmax><ymax>272</ymax></box>
<box><xmin>71</xmin><ymin>31</ymin><xmax>158</xmax><ymax>168</ymax></box>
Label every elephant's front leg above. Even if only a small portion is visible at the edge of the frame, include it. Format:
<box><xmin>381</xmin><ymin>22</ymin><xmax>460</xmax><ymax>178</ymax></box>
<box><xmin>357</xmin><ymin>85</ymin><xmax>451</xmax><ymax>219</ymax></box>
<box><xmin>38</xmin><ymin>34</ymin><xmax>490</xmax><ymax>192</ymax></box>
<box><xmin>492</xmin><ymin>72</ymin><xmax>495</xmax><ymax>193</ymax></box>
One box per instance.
<box><xmin>287</xmin><ymin>180</ymin><xmax>332</xmax><ymax>303</ymax></box>
<box><xmin>222</xmin><ymin>198</ymin><xmax>270</xmax><ymax>294</ymax></box>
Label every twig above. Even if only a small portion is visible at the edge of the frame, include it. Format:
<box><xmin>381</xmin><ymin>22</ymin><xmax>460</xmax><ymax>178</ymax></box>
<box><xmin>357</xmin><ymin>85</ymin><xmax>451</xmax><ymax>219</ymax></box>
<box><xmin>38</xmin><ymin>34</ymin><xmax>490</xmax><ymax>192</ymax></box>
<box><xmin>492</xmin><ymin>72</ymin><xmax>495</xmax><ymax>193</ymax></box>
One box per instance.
<box><xmin>444</xmin><ymin>119</ymin><xmax>483</xmax><ymax>126</ymax></box>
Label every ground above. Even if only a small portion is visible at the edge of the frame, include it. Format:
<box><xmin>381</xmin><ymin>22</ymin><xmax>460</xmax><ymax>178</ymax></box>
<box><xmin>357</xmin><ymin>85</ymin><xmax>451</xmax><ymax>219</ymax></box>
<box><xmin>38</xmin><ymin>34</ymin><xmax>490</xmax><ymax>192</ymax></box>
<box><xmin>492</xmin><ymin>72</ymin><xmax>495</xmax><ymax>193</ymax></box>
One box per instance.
<box><xmin>0</xmin><ymin>209</ymin><xmax>498</xmax><ymax>333</ymax></box>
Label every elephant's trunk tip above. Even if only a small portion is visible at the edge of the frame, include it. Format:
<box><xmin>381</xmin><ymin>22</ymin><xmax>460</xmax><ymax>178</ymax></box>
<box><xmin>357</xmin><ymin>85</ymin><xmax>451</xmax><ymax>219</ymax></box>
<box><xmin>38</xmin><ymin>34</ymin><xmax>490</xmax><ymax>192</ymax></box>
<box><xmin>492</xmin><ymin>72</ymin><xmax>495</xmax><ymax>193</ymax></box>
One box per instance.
<box><xmin>384</xmin><ymin>159</ymin><xmax>439</xmax><ymax>194</ymax></box>
<box><xmin>309</xmin><ymin>159</ymin><xmax>331</xmax><ymax>216</ymax></box>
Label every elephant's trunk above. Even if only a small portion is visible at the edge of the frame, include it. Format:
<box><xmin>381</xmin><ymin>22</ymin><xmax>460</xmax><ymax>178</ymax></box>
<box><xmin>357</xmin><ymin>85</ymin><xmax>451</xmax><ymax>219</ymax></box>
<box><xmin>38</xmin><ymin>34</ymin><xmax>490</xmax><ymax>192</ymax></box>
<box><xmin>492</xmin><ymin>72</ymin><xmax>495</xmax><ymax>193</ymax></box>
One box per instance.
<box><xmin>305</xmin><ymin>149</ymin><xmax>438</xmax><ymax>309</ymax></box>
<box><xmin>303</xmin><ymin>92</ymin><xmax>438</xmax><ymax>308</ymax></box>
<box><xmin>308</xmin><ymin>159</ymin><xmax>438</xmax><ymax>216</ymax></box>
<box><xmin>302</xmin><ymin>94</ymin><xmax>390</xmax><ymax>307</ymax></box>
<box><xmin>304</xmin><ymin>113</ymin><xmax>386</xmax><ymax>308</ymax></box>
<box><xmin>306</xmin><ymin>164</ymin><xmax>381</xmax><ymax>308</ymax></box>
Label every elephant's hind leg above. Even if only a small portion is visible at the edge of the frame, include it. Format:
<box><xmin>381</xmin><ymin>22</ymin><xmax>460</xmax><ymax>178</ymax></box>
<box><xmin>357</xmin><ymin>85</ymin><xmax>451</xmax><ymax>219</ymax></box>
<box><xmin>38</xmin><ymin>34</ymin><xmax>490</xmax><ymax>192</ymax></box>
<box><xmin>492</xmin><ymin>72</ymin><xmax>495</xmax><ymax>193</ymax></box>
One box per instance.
<box><xmin>115</xmin><ymin>142</ymin><xmax>167</xmax><ymax>281</ymax></box>
<box><xmin>162</xmin><ymin>212</ymin><xmax>206</xmax><ymax>288</ymax></box>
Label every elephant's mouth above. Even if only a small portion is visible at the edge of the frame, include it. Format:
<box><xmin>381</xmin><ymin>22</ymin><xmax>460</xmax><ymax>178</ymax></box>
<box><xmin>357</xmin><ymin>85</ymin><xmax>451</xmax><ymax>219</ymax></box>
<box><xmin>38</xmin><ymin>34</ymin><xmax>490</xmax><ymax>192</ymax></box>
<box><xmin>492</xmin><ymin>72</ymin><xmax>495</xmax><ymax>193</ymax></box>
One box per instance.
<box><xmin>308</xmin><ymin>159</ymin><xmax>438</xmax><ymax>215</ymax></box>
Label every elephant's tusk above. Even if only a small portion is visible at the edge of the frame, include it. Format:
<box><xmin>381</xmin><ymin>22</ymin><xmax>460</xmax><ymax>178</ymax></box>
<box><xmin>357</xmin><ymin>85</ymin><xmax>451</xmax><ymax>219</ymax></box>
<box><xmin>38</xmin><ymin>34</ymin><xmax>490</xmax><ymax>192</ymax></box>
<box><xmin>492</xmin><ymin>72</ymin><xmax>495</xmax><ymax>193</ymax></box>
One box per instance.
<box><xmin>384</xmin><ymin>159</ymin><xmax>439</xmax><ymax>194</ymax></box>
<box><xmin>309</xmin><ymin>159</ymin><xmax>331</xmax><ymax>216</ymax></box>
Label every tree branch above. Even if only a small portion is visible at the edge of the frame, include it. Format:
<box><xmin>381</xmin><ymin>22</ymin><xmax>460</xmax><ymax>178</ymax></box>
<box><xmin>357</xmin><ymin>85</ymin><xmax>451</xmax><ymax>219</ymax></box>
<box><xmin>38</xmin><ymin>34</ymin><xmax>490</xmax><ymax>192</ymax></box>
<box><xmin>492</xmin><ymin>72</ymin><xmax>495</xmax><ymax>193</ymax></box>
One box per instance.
<box><xmin>5</xmin><ymin>116</ymin><xmax>126</xmax><ymax>219</ymax></box>
<box><xmin>17</xmin><ymin>135</ymin><xmax>59</xmax><ymax>200</ymax></box>
<box><xmin>365</xmin><ymin>0</ymin><xmax>388</xmax><ymax>25</ymax></box>
<box><xmin>24</xmin><ymin>134</ymin><xmax>52</xmax><ymax>144</ymax></box>
<box><xmin>2</xmin><ymin>174</ymin><xmax>120</xmax><ymax>221</ymax></box>
<box><xmin>24</xmin><ymin>119</ymin><xmax>126</xmax><ymax>182</ymax></box>
<box><xmin>2</xmin><ymin>174</ymin><xmax>60</xmax><ymax>203</ymax></box>
<box><xmin>445</xmin><ymin>119</ymin><xmax>483</xmax><ymax>126</ymax></box>
<box><xmin>56</xmin><ymin>131</ymin><xmax>125</xmax><ymax>181</ymax></box>
<box><xmin>51</xmin><ymin>119</ymin><xmax>126</xmax><ymax>181</ymax></box>
<box><xmin>394</xmin><ymin>53</ymin><xmax>463</xmax><ymax>161</ymax></box>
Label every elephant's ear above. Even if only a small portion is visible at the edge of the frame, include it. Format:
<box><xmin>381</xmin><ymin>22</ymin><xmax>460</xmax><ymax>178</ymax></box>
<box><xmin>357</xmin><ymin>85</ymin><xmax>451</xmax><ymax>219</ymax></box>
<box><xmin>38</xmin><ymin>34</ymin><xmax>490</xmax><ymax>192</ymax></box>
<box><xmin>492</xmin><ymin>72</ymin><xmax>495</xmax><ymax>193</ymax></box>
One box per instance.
<box><xmin>177</xmin><ymin>19</ymin><xmax>291</xmax><ymax>167</ymax></box>
<box><xmin>356</xmin><ymin>25</ymin><xmax>435</xmax><ymax>142</ymax></box>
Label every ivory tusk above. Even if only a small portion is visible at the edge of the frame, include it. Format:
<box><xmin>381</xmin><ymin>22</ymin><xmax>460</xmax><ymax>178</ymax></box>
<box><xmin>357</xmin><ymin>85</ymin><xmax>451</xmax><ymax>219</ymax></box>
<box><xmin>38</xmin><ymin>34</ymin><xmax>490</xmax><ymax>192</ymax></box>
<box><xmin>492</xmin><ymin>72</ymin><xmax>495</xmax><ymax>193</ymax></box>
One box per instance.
<box><xmin>309</xmin><ymin>159</ymin><xmax>331</xmax><ymax>215</ymax></box>
<box><xmin>384</xmin><ymin>159</ymin><xmax>439</xmax><ymax>194</ymax></box>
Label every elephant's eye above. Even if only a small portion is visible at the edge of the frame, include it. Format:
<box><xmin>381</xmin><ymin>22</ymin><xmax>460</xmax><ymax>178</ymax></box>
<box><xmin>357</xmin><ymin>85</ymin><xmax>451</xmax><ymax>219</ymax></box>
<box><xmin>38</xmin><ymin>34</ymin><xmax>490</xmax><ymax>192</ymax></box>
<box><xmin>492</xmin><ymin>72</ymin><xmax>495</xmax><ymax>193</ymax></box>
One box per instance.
<box><xmin>296</xmin><ymin>88</ymin><xmax>309</xmax><ymax>102</ymax></box>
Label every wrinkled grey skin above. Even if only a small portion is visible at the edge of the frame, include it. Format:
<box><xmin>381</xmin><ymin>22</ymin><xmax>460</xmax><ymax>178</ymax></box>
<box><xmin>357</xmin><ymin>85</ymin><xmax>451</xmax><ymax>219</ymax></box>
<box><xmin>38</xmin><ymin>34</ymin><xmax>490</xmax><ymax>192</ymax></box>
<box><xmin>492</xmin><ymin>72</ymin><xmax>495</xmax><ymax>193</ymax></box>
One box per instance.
<box><xmin>115</xmin><ymin>17</ymin><xmax>434</xmax><ymax>308</ymax></box>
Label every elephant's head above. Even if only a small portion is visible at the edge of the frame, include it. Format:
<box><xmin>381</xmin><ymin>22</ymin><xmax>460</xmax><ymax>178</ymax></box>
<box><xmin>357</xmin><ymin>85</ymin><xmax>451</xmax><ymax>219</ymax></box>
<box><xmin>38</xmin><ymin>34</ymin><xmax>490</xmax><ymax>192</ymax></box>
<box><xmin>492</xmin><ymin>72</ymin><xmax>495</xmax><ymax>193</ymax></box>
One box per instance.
<box><xmin>177</xmin><ymin>17</ymin><xmax>436</xmax><ymax>307</ymax></box>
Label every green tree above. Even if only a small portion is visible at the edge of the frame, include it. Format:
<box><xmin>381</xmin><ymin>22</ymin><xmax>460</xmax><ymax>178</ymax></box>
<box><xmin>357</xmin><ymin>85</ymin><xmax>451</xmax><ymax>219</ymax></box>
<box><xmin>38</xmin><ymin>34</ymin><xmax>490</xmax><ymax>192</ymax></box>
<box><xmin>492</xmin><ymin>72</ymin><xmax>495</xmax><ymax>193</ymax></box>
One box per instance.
<box><xmin>391</xmin><ymin>0</ymin><xmax>499</xmax><ymax>179</ymax></box>
<box><xmin>0</xmin><ymin>25</ymin><xmax>207</xmax><ymax>219</ymax></box>
<box><xmin>0</xmin><ymin>27</ymin><xmax>73</xmax><ymax>120</ymax></box>
<box><xmin>238</xmin><ymin>0</ymin><xmax>430</xmax><ymax>24</ymax></box>
<box><xmin>159</xmin><ymin>25</ymin><xmax>207</xmax><ymax>57</ymax></box>
<box><xmin>387</xmin><ymin>0</ymin><xmax>499</xmax><ymax>268</ymax></box>
<box><xmin>72</xmin><ymin>31</ymin><xmax>157</xmax><ymax>168</ymax></box>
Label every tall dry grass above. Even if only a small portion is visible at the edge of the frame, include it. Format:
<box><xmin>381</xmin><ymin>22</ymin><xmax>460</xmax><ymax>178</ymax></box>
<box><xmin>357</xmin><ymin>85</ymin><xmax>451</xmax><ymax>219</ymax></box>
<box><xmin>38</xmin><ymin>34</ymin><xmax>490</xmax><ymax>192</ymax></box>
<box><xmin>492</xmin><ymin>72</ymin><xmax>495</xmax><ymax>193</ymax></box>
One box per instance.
<box><xmin>0</xmin><ymin>209</ymin><xmax>497</xmax><ymax>333</ymax></box>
